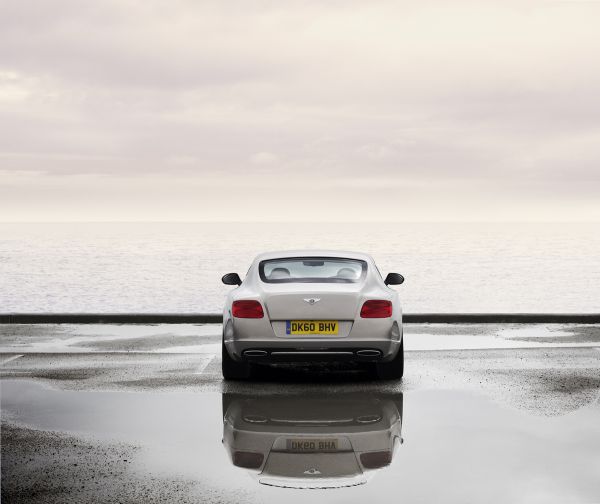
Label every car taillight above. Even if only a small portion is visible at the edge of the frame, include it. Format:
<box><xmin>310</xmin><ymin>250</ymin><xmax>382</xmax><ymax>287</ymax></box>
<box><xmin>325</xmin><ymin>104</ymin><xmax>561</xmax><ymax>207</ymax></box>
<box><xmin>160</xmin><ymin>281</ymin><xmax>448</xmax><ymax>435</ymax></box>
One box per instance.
<box><xmin>233</xmin><ymin>451</ymin><xmax>264</xmax><ymax>469</ymax></box>
<box><xmin>360</xmin><ymin>450</ymin><xmax>392</xmax><ymax>469</ymax></box>
<box><xmin>232</xmin><ymin>300</ymin><xmax>264</xmax><ymax>318</ymax></box>
<box><xmin>360</xmin><ymin>300</ymin><xmax>392</xmax><ymax>318</ymax></box>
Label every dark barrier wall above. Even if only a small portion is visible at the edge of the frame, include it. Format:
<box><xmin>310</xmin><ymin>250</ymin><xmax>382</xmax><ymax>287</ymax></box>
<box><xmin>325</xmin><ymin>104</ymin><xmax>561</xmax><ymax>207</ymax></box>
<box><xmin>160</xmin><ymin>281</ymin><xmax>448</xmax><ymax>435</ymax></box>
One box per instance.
<box><xmin>0</xmin><ymin>313</ymin><xmax>599</xmax><ymax>324</ymax></box>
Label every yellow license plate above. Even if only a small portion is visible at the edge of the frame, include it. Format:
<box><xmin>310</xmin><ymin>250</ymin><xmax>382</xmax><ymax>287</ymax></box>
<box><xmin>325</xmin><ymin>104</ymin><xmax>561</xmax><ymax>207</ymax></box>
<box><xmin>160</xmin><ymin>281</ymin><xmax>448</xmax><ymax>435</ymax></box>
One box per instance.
<box><xmin>286</xmin><ymin>320</ymin><xmax>339</xmax><ymax>335</ymax></box>
<box><xmin>286</xmin><ymin>438</ymin><xmax>339</xmax><ymax>452</ymax></box>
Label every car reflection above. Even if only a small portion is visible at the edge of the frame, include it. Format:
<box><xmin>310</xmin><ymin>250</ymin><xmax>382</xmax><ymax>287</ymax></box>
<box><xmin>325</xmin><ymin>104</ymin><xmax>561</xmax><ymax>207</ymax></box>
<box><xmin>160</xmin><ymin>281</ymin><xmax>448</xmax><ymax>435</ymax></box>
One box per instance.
<box><xmin>222</xmin><ymin>392</ymin><xmax>403</xmax><ymax>489</ymax></box>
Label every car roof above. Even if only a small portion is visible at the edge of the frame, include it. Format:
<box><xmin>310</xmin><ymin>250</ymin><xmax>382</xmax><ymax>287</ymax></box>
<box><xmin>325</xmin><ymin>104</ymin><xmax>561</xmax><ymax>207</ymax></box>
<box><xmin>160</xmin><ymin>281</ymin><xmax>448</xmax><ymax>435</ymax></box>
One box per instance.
<box><xmin>252</xmin><ymin>250</ymin><xmax>375</xmax><ymax>262</ymax></box>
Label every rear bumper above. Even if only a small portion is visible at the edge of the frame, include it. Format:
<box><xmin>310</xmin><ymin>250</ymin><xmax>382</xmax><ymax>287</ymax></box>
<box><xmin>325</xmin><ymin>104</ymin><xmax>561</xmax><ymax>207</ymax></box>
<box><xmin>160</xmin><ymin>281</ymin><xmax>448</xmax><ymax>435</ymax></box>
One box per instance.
<box><xmin>225</xmin><ymin>337</ymin><xmax>401</xmax><ymax>363</ymax></box>
<box><xmin>240</xmin><ymin>347</ymin><xmax>387</xmax><ymax>363</ymax></box>
<box><xmin>223</xmin><ymin>313</ymin><xmax>402</xmax><ymax>363</ymax></box>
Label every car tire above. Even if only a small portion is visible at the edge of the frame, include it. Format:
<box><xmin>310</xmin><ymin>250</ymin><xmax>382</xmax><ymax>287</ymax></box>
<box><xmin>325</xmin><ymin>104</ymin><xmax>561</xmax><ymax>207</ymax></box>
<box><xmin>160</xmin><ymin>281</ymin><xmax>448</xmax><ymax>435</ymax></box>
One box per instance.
<box><xmin>373</xmin><ymin>338</ymin><xmax>404</xmax><ymax>380</ymax></box>
<box><xmin>222</xmin><ymin>340</ymin><xmax>252</xmax><ymax>380</ymax></box>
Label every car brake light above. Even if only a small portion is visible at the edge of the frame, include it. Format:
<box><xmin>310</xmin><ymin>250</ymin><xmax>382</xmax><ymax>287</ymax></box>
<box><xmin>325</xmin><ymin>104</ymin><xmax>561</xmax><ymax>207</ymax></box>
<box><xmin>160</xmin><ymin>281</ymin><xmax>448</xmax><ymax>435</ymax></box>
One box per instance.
<box><xmin>232</xmin><ymin>300</ymin><xmax>264</xmax><ymax>318</ymax></box>
<box><xmin>360</xmin><ymin>300</ymin><xmax>392</xmax><ymax>318</ymax></box>
<box><xmin>233</xmin><ymin>451</ymin><xmax>264</xmax><ymax>468</ymax></box>
<box><xmin>360</xmin><ymin>450</ymin><xmax>392</xmax><ymax>469</ymax></box>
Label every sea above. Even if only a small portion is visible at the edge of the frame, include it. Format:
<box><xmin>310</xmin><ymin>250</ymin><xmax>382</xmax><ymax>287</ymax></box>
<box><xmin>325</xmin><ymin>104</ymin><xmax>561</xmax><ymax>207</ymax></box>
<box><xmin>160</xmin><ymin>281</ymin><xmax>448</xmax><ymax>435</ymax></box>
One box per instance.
<box><xmin>0</xmin><ymin>222</ymin><xmax>598</xmax><ymax>314</ymax></box>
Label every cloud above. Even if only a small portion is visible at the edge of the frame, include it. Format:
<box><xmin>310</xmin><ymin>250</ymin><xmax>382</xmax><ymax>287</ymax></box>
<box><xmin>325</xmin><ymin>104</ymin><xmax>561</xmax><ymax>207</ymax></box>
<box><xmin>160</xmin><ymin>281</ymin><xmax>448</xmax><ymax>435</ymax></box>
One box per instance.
<box><xmin>251</xmin><ymin>151</ymin><xmax>279</xmax><ymax>165</ymax></box>
<box><xmin>0</xmin><ymin>0</ymin><xmax>599</xmax><ymax>220</ymax></box>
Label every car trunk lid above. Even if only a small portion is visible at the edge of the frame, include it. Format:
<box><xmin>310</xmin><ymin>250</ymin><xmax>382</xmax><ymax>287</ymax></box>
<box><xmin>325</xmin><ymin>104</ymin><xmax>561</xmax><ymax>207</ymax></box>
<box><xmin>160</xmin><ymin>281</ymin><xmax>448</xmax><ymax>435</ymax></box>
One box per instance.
<box><xmin>261</xmin><ymin>283</ymin><xmax>362</xmax><ymax>320</ymax></box>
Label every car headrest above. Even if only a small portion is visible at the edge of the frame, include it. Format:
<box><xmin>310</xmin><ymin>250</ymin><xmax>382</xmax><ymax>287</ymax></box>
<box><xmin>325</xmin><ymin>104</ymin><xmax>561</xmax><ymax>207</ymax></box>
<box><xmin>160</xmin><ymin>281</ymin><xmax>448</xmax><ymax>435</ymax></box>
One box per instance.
<box><xmin>269</xmin><ymin>267</ymin><xmax>291</xmax><ymax>279</ymax></box>
<box><xmin>336</xmin><ymin>267</ymin><xmax>358</xmax><ymax>279</ymax></box>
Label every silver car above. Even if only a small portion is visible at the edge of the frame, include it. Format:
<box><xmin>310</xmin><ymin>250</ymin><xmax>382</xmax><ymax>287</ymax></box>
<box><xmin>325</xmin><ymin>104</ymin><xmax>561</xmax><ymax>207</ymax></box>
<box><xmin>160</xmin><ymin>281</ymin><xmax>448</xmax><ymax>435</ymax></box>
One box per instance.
<box><xmin>221</xmin><ymin>250</ymin><xmax>404</xmax><ymax>380</ymax></box>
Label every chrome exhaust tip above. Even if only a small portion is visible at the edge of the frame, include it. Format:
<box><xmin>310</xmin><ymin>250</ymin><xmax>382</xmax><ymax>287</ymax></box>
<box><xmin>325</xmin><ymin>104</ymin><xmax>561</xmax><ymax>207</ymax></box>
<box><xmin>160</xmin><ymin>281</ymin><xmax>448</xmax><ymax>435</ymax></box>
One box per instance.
<box><xmin>243</xmin><ymin>349</ymin><xmax>268</xmax><ymax>357</ymax></box>
<box><xmin>355</xmin><ymin>349</ymin><xmax>382</xmax><ymax>358</ymax></box>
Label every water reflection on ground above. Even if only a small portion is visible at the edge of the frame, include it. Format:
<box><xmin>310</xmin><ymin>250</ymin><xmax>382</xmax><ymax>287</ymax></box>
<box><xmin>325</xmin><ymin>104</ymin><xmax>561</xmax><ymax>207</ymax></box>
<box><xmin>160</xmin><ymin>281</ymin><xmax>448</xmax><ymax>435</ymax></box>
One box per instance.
<box><xmin>222</xmin><ymin>392</ymin><xmax>403</xmax><ymax>488</ymax></box>
<box><xmin>2</xmin><ymin>379</ymin><xmax>600</xmax><ymax>503</ymax></box>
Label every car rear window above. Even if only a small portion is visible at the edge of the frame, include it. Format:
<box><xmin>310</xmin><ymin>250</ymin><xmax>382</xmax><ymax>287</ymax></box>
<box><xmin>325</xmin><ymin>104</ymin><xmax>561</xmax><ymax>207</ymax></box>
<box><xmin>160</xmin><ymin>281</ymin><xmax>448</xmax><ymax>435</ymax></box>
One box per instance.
<box><xmin>259</xmin><ymin>257</ymin><xmax>367</xmax><ymax>283</ymax></box>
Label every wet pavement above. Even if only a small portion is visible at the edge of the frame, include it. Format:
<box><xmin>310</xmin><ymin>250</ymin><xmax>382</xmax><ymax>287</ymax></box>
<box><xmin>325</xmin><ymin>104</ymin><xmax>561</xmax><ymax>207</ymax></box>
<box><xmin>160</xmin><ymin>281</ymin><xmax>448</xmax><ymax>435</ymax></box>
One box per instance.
<box><xmin>1</xmin><ymin>323</ymin><xmax>600</xmax><ymax>503</ymax></box>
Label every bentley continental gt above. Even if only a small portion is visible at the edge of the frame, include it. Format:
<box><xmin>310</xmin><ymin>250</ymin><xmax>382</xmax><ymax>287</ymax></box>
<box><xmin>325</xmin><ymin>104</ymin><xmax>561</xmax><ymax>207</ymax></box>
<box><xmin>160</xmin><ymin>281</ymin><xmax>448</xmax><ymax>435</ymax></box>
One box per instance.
<box><xmin>221</xmin><ymin>251</ymin><xmax>404</xmax><ymax>380</ymax></box>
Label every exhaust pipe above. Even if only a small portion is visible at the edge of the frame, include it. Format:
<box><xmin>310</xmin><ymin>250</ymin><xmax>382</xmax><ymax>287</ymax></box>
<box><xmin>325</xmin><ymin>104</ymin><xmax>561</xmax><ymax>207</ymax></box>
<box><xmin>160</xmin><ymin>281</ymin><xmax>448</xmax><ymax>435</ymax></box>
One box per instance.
<box><xmin>243</xmin><ymin>349</ymin><xmax>268</xmax><ymax>358</ymax></box>
<box><xmin>356</xmin><ymin>349</ymin><xmax>382</xmax><ymax>358</ymax></box>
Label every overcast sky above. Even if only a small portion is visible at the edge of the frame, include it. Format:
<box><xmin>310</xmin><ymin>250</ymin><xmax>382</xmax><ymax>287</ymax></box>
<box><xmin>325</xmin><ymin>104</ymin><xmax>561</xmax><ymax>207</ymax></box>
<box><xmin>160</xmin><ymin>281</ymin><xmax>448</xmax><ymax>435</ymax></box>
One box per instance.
<box><xmin>1</xmin><ymin>0</ymin><xmax>599</xmax><ymax>221</ymax></box>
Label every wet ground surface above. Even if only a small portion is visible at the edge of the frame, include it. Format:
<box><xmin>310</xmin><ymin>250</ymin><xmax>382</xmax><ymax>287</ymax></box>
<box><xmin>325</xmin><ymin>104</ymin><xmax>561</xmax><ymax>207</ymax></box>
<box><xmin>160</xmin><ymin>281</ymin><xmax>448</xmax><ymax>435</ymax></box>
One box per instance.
<box><xmin>1</xmin><ymin>323</ymin><xmax>600</xmax><ymax>503</ymax></box>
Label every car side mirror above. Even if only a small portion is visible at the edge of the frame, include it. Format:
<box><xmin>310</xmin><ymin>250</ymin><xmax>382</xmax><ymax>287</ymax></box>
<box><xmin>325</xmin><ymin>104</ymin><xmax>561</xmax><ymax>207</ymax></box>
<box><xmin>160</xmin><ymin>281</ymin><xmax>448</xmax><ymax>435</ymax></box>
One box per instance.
<box><xmin>384</xmin><ymin>273</ymin><xmax>404</xmax><ymax>286</ymax></box>
<box><xmin>222</xmin><ymin>272</ymin><xmax>242</xmax><ymax>286</ymax></box>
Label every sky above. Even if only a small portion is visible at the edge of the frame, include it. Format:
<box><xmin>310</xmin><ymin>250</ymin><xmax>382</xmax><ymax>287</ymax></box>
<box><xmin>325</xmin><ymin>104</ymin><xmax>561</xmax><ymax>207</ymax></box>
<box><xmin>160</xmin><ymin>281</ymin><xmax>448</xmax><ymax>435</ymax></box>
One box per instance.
<box><xmin>1</xmin><ymin>0</ymin><xmax>599</xmax><ymax>222</ymax></box>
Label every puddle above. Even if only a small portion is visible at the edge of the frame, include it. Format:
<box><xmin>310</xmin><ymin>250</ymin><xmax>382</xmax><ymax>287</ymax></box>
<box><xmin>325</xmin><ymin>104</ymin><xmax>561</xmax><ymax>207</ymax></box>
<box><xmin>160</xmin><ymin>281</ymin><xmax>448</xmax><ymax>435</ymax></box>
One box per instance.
<box><xmin>2</xmin><ymin>379</ymin><xmax>600</xmax><ymax>502</ymax></box>
<box><xmin>405</xmin><ymin>324</ymin><xmax>600</xmax><ymax>350</ymax></box>
<box><xmin>0</xmin><ymin>323</ymin><xmax>220</xmax><ymax>353</ymax></box>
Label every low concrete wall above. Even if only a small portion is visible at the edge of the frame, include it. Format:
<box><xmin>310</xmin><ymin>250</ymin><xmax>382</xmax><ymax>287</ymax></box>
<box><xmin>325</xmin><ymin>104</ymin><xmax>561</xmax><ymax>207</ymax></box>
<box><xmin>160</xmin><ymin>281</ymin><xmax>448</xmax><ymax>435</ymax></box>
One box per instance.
<box><xmin>1</xmin><ymin>313</ymin><xmax>599</xmax><ymax>324</ymax></box>
<box><xmin>0</xmin><ymin>313</ymin><xmax>219</xmax><ymax>324</ymax></box>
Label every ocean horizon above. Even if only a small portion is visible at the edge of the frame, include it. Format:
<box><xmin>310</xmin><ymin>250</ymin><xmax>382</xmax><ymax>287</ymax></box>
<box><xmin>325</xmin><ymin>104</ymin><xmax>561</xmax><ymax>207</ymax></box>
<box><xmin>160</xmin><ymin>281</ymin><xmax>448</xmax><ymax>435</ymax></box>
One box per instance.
<box><xmin>1</xmin><ymin>221</ymin><xmax>599</xmax><ymax>314</ymax></box>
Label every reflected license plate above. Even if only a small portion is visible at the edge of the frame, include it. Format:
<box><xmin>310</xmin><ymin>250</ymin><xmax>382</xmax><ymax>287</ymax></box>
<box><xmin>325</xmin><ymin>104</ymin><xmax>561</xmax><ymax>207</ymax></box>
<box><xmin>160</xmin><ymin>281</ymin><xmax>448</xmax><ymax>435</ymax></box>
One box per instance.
<box><xmin>286</xmin><ymin>438</ymin><xmax>339</xmax><ymax>452</ymax></box>
<box><xmin>286</xmin><ymin>320</ymin><xmax>339</xmax><ymax>335</ymax></box>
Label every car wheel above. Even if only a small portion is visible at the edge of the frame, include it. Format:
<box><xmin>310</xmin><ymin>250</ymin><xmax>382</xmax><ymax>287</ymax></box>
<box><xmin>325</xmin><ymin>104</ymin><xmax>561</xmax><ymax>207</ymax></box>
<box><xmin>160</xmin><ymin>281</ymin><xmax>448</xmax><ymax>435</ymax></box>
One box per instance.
<box><xmin>373</xmin><ymin>338</ymin><xmax>404</xmax><ymax>380</ymax></box>
<box><xmin>222</xmin><ymin>340</ymin><xmax>252</xmax><ymax>380</ymax></box>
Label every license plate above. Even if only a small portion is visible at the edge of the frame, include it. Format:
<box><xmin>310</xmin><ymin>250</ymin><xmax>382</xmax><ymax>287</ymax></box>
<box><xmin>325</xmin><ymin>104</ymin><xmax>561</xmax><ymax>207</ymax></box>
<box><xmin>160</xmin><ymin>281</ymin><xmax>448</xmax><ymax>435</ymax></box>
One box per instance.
<box><xmin>286</xmin><ymin>438</ymin><xmax>339</xmax><ymax>452</ymax></box>
<box><xmin>286</xmin><ymin>320</ymin><xmax>339</xmax><ymax>335</ymax></box>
